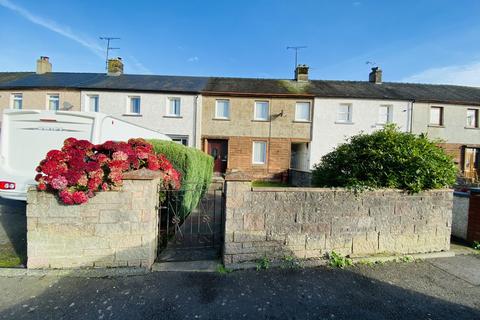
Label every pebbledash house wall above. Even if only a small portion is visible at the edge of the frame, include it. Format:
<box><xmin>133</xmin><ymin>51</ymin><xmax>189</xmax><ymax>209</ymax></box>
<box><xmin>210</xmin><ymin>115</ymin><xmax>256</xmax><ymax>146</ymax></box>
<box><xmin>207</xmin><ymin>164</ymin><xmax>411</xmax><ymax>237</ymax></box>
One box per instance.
<box><xmin>26</xmin><ymin>175</ymin><xmax>161</xmax><ymax>269</ymax></box>
<box><xmin>411</xmin><ymin>102</ymin><xmax>480</xmax><ymax>169</ymax></box>
<box><xmin>80</xmin><ymin>91</ymin><xmax>202</xmax><ymax>148</ymax></box>
<box><xmin>309</xmin><ymin>97</ymin><xmax>410</xmax><ymax>169</ymax></box>
<box><xmin>0</xmin><ymin>89</ymin><xmax>81</xmax><ymax>126</ymax></box>
<box><xmin>223</xmin><ymin>179</ymin><xmax>453</xmax><ymax>267</ymax></box>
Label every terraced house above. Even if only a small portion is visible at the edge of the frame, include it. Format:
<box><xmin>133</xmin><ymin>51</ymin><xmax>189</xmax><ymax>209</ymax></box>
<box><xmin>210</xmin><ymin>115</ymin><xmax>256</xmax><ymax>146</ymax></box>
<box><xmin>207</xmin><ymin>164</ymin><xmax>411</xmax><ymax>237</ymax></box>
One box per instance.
<box><xmin>0</xmin><ymin>57</ymin><xmax>207</xmax><ymax>148</ymax></box>
<box><xmin>201</xmin><ymin>66</ymin><xmax>314</xmax><ymax>179</ymax></box>
<box><xmin>0</xmin><ymin>58</ymin><xmax>479</xmax><ymax>180</ymax></box>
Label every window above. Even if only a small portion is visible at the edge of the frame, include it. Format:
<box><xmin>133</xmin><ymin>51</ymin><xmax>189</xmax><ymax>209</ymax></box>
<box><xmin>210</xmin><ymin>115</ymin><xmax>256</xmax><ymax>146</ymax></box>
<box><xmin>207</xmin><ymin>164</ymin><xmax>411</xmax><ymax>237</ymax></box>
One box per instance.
<box><xmin>378</xmin><ymin>105</ymin><xmax>393</xmax><ymax>124</ymax></box>
<box><xmin>171</xmin><ymin>137</ymin><xmax>188</xmax><ymax>146</ymax></box>
<box><xmin>466</xmin><ymin>109</ymin><xmax>479</xmax><ymax>128</ymax></box>
<box><xmin>430</xmin><ymin>106</ymin><xmax>444</xmax><ymax>126</ymax></box>
<box><xmin>167</xmin><ymin>98</ymin><xmax>181</xmax><ymax>117</ymax></box>
<box><xmin>252</xmin><ymin>141</ymin><xmax>267</xmax><ymax>164</ymax></box>
<box><xmin>215</xmin><ymin>99</ymin><xmax>230</xmax><ymax>119</ymax></box>
<box><xmin>337</xmin><ymin>104</ymin><xmax>352</xmax><ymax>122</ymax></box>
<box><xmin>129</xmin><ymin>96</ymin><xmax>141</xmax><ymax>114</ymax></box>
<box><xmin>295</xmin><ymin>102</ymin><xmax>311</xmax><ymax>121</ymax></box>
<box><xmin>88</xmin><ymin>95</ymin><xmax>99</xmax><ymax>112</ymax></box>
<box><xmin>48</xmin><ymin>94</ymin><xmax>60</xmax><ymax>110</ymax></box>
<box><xmin>11</xmin><ymin>94</ymin><xmax>22</xmax><ymax>109</ymax></box>
<box><xmin>254</xmin><ymin>101</ymin><xmax>269</xmax><ymax>121</ymax></box>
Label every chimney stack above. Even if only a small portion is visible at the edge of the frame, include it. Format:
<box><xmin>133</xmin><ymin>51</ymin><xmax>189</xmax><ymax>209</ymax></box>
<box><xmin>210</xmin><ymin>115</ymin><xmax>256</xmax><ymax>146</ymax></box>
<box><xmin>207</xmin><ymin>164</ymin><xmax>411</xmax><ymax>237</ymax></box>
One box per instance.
<box><xmin>369</xmin><ymin>67</ymin><xmax>382</xmax><ymax>84</ymax></box>
<box><xmin>36</xmin><ymin>56</ymin><xmax>52</xmax><ymax>74</ymax></box>
<box><xmin>295</xmin><ymin>64</ymin><xmax>309</xmax><ymax>82</ymax></box>
<box><xmin>107</xmin><ymin>57</ymin><xmax>124</xmax><ymax>76</ymax></box>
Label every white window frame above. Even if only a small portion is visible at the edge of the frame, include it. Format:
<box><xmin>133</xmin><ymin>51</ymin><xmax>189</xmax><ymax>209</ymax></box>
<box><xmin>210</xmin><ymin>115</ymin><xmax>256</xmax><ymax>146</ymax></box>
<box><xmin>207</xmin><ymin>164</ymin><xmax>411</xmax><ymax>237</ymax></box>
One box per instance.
<box><xmin>254</xmin><ymin>101</ymin><xmax>269</xmax><ymax>121</ymax></box>
<box><xmin>47</xmin><ymin>94</ymin><xmax>60</xmax><ymax>110</ymax></box>
<box><xmin>466</xmin><ymin>108</ymin><xmax>479</xmax><ymax>128</ymax></box>
<box><xmin>215</xmin><ymin>99</ymin><xmax>230</xmax><ymax>119</ymax></box>
<box><xmin>167</xmin><ymin>97</ymin><xmax>181</xmax><ymax>117</ymax></box>
<box><xmin>87</xmin><ymin>94</ymin><xmax>99</xmax><ymax>112</ymax></box>
<box><xmin>295</xmin><ymin>102</ymin><xmax>311</xmax><ymax>122</ymax></box>
<box><xmin>252</xmin><ymin>141</ymin><xmax>267</xmax><ymax>165</ymax></box>
<box><xmin>336</xmin><ymin>103</ymin><xmax>352</xmax><ymax>123</ymax></box>
<box><xmin>430</xmin><ymin>106</ymin><xmax>444</xmax><ymax>126</ymax></box>
<box><xmin>378</xmin><ymin>105</ymin><xmax>393</xmax><ymax>124</ymax></box>
<box><xmin>127</xmin><ymin>96</ymin><xmax>141</xmax><ymax>115</ymax></box>
<box><xmin>11</xmin><ymin>93</ymin><xmax>23</xmax><ymax>110</ymax></box>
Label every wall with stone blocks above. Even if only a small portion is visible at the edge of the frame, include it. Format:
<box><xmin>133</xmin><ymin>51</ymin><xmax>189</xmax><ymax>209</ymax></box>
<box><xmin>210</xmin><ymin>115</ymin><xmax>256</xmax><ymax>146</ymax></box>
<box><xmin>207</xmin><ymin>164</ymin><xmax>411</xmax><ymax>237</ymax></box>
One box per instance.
<box><xmin>452</xmin><ymin>192</ymin><xmax>469</xmax><ymax>240</ymax></box>
<box><xmin>223</xmin><ymin>180</ymin><xmax>453</xmax><ymax>267</ymax></box>
<box><xmin>26</xmin><ymin>177</ymin><xmax>160</xmax><ymax>269</ymax></box>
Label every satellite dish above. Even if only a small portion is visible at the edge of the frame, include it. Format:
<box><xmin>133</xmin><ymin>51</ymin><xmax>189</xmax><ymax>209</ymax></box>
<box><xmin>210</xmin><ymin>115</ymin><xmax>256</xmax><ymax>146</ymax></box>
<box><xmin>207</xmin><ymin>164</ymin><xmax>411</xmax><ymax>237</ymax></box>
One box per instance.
<box><xmin>62</xmin><ymin>102</ymin><xmax>73</xmax><ymax>110</ymax></box>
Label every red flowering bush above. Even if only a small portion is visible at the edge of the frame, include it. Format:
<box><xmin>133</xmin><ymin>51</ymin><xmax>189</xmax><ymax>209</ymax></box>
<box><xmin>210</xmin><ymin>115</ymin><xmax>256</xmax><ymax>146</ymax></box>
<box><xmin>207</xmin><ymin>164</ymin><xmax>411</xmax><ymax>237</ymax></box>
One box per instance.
<box><xmin>35</xmin><ymin>138</ymin><xmax>181</xmax><ymax>205</ymax></box>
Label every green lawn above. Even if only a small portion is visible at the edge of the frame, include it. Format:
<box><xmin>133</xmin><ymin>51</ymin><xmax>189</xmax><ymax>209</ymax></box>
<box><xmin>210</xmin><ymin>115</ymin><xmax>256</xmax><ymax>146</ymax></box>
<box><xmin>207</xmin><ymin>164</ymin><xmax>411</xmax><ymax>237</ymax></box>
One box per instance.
<box><xmin>251</xmin><ymin>180</ymin><xmax>291</xmax><ymax>188</ymax></box>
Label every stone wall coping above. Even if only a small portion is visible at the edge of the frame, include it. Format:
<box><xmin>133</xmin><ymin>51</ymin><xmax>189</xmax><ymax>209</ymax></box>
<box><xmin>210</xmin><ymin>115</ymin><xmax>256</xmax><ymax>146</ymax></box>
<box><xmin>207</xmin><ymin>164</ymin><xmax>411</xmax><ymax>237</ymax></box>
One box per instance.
<box><xmin>288</xmin><ymin>168</ymin><xmax>312</xmax><ymax>173</ymax></box>
<box><xmin>250</xmin><ymin>186</ymin><xmax>453</xmax><ymax>193</ymax></box>
<box><xmin>122</xmin><ymin>168</ymin><xmax>164</xmax><ymax>180</ymax></box>
<box><xmin>225</xmin><ymin>172</ymin><xmax>252</xmax><ymax>182</ymax></box>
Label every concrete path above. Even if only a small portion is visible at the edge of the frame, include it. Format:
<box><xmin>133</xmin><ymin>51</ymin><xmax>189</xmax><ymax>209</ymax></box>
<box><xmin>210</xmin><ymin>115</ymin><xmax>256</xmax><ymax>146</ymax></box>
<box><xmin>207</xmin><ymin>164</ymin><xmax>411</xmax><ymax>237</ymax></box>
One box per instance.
<box><xmin>0</xmin><ymin>256</ymin><xmax>479</xmax><ymax>319</ymax></box>
<box><xmin>429</xmin><ymin>254</ymin><xmax>480</xmax><ymax>285</ymax></box>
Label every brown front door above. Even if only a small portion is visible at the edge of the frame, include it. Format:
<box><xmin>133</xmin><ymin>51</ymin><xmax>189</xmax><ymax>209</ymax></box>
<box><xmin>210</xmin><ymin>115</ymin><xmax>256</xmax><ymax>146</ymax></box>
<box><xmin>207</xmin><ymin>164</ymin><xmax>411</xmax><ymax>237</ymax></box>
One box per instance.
<box><xmin>208</xmin><ymin>139</ymin><xmax>228</xmax><ymax>174</ymax></box>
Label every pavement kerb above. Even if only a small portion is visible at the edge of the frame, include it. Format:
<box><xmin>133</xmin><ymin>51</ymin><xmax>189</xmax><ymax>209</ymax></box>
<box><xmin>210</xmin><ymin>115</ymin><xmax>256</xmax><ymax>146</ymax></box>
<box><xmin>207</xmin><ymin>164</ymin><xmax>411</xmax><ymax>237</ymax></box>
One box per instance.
<box><xmin>0</xmin><ymin>251</ymin><xmax>457</xmax><ymax>277</ymax></box>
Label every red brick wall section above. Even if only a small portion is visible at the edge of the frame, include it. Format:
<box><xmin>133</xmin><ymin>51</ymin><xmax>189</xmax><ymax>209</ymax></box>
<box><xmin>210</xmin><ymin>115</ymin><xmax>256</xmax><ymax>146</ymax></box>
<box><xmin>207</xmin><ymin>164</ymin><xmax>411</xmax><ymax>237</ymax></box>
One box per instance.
<box><xmin>225</xmin><ymin>136</ymin><xmax>293</xmax><ymax>180</ymax></box>
<box><xmin>467</xmin><ymin>190</ymin><xmax>480</xmax><ymax>242</ymax></box>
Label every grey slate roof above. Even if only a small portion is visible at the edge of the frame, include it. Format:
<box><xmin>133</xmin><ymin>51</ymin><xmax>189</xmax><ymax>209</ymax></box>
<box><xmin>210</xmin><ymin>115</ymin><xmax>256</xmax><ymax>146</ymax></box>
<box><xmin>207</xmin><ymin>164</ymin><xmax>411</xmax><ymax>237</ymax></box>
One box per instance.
<box><xmin>1</xmin><ymin>72</ymin><xmax>480</xmax><ymax>105</ymax></box>
<box><xmin>0</xmin><ymin>72</ymin><xmax>209</xmax><ymax>94</ymax></box>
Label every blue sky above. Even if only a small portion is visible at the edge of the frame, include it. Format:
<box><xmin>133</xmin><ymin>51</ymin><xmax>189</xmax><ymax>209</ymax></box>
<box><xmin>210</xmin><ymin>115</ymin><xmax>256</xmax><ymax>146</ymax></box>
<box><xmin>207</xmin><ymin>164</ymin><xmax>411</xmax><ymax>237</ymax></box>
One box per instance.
<box><xmin>1</xmin><ymin>0</ymin><xmax>480</xmax><ymax>86</ymax></box>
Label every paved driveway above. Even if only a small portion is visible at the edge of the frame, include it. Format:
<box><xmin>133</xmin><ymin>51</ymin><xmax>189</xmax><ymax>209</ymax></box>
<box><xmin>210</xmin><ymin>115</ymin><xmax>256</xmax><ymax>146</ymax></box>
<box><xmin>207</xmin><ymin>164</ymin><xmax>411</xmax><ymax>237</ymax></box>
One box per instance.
<box><xmin>0</xmin><ymin>255</ymin><xmax>479</xmax><ymax>320</ymax></box>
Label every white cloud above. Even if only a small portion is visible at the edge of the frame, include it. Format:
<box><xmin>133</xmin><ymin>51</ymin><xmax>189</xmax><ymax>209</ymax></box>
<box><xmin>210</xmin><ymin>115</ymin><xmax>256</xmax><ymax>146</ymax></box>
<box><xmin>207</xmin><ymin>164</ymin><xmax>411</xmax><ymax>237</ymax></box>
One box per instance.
<box><xmin>0</xmin><ymin>0</ymin><xmax>104</xmax><ymax>58</ymax></box>
<box><xmin>402</xmin><ymin>61</ymin><xmax>480</xmax><ymax>87</ymax></box>
<box><xmin>187</xmin><ymin>56</ymin><xmax>199</xmax><ymax>62</ymax></box>
<box><xmin>124</xmin><ymin>55</ymin><xmax>153</xmax><ymax>74</ymax></box>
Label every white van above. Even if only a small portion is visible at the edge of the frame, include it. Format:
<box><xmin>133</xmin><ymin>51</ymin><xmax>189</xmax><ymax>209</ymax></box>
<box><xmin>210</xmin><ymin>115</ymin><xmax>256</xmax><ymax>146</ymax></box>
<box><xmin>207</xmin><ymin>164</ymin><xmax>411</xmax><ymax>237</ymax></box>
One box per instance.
<box><xmin>0</xmin><ymin>110</ymin><xmax>171</xmax><ymax>201</ymax></box>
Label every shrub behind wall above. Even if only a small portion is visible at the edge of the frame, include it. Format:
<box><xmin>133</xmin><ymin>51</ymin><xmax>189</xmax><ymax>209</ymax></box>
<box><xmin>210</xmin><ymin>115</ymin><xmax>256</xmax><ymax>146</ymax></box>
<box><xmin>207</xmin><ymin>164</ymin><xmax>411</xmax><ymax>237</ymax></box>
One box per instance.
<box><xmin>312</xmin><ymin>125</ymin><xmax>457</xmax><ymax>193</ymax></box>
<box><xmin>148</xmin><ymin>140</ymin><xmax>213</xmax><ymax>217</ymax></box>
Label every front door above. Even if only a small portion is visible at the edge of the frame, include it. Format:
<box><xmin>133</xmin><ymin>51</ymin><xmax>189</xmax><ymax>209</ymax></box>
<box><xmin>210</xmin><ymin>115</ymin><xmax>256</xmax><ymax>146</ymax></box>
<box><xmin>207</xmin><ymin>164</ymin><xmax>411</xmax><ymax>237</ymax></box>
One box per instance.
<box><xmin>208</xmin><ymin>139</ymin><xmax>228</xmax><ymax>174</ymax></box>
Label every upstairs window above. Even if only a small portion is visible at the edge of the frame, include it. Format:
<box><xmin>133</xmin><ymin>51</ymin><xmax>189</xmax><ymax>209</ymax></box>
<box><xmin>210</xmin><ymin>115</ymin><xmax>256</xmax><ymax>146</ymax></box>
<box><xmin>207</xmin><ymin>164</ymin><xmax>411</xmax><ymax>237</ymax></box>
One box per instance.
<box><xmin>167</xmin><ymin>97</ymin><xmax>181</xmax><ymax>117</ymax></box>
<box><xmin>295</xmin><ymin>102</ymin><xmax>311</xmax><ymax>122</ymax></box>
<box><xmin>430</xmin><ymin>106</ymin><xmax>444</xmax><ymax>126</ymax></box>
<box><xmin>215</xmin><ymin>99</ymin><xmax>230</xmax><ymax>119</ymax></box>
<box><xmin>11</xmin><ymin>93</ymin><xmax>22</xmax><ymax>109</ymax></box>
<box><xmin>378</xmin><ymin>105</ymin><xmax>393</xmax><ymax>124</ymax></box>
<box><xmin>466</xmin><ymin>109</ymin><xmax>479</xmax><ymax>128</ymax></box>
<box><xmin>88</xmin><ymin>95</ymin><xmax>99</xmax><ymax>112</ymax></box>
<box><xmin>48</xmin><ymin>94</ymin><xmax>60</xmax><ymax>110</ymax></box>
<box><xmin>129</xmin><ymin>96</ymin><xmax>141</xmax><ymax>114</ymax></box>
<box><xmin>252</xmin><ymin>141</ymin><xmax>267</xmax><ymax>164</ymax></box>
<box><xmin>254</xmin><ymin>101</ymin><xmax>269</xmax><ymax>121</ymax></box>
<box><xmin>337</xmin><ymin>104</ymin><xmax>352</xmax><ymax>123</ymax></box>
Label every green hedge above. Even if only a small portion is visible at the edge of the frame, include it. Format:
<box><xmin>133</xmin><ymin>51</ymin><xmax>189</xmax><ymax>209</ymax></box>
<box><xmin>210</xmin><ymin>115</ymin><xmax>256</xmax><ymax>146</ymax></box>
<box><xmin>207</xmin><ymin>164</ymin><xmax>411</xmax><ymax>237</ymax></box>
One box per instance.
<box><xmin>148</xmin><ymin>140</ymin><xmax>213</xmax><ymax>217</ymax></box>
<box><xmin>312</xmin><ymin>125</ymin><xmax>457</xmax><ymax>193</ymax></box>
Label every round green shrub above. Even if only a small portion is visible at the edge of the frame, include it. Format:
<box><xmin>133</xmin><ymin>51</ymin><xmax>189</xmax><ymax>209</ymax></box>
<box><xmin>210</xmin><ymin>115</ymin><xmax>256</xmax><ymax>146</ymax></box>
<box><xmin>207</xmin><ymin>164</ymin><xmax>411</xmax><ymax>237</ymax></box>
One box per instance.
<box><xmin>312</xmin><ymin>125</ymin><xmax>457</xmax><ymax>193</ymax></box>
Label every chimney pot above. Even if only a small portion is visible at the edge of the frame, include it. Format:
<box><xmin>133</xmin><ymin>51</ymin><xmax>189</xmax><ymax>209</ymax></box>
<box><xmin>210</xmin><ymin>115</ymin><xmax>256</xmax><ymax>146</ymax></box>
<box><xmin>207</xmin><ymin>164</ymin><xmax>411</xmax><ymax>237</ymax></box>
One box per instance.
<box><xmin>369</xmin><ymin>67</ymin><xmax>382</xmax><ymax>84</ymax></box>
<box><xmin>295</xmin><ymin>64</ymin><xmax>309</xmax><ymax>82</ymax></box>
<box><xmin>36</xmin><ymin>56</ymin><xmax>52</xmax><ymax>74</ymax></box>
<box><xmin>107</xmin><ymin>57</ymin><xmax>124</xmax><ymax>76</ymax></box>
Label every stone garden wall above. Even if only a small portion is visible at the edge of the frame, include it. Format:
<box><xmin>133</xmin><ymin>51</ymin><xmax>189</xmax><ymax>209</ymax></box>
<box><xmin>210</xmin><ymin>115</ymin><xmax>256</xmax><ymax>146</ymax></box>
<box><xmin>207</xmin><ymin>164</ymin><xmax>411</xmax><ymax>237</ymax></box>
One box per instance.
<box><xmin>224</xmin><ymin>180</ymin><xmax>453</xmax><ymax>268</ymax></box>
<box><xmin>26</xmin><ymin>173</ymin><xmax>161</xmax><ymax>269</ymax></box>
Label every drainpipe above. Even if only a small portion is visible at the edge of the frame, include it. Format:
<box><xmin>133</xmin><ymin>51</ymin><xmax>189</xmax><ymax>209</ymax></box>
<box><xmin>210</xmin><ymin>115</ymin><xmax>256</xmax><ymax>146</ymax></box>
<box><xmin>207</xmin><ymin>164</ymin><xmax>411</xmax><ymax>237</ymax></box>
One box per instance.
<box><xmin>193</xmin><ymin>95</ymin><xmax>198</xmax><ymax>148</ymax></box>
